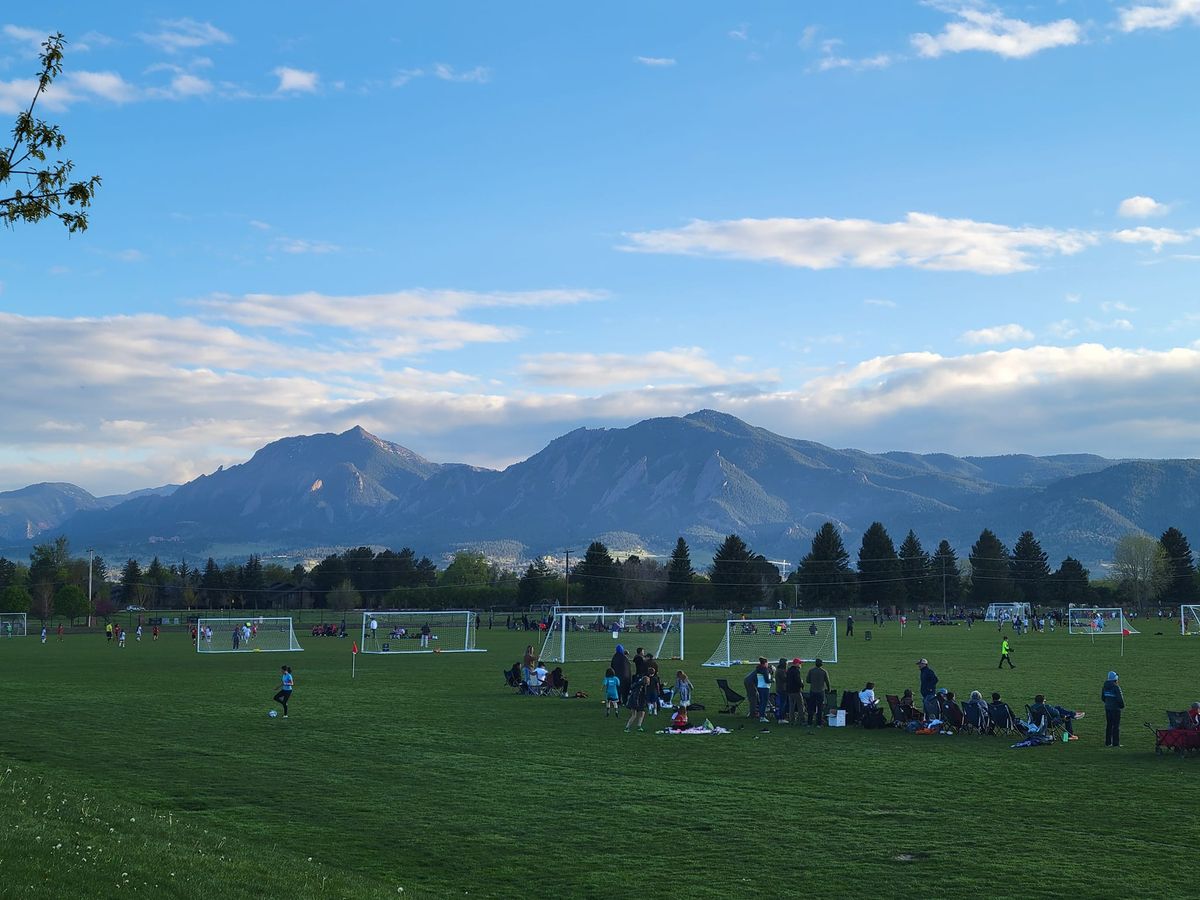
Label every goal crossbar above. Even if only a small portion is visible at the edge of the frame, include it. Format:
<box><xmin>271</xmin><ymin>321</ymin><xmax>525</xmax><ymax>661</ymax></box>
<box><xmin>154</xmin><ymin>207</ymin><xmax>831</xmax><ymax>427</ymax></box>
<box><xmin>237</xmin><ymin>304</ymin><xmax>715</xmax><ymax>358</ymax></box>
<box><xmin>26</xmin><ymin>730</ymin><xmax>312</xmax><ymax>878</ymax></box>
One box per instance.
<box><xmin>1067</xmin><ymin>607</ymin><xmax>1139</xmax><ymax>635</ymax></box>
<box><xmin>703</xmin><ymin>617</ymin><xmax>838</xmax><ymax>667</ymax></box>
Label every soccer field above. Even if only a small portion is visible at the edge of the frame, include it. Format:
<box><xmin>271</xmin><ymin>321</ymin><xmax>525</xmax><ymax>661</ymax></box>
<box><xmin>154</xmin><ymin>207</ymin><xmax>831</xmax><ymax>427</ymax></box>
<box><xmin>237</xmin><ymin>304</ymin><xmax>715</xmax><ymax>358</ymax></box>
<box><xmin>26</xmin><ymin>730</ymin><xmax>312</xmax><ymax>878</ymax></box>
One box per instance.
<box><xmin>1</xmin><ymin>619</ymin><xmax>1196</xmax><ymax>898</ymax></box>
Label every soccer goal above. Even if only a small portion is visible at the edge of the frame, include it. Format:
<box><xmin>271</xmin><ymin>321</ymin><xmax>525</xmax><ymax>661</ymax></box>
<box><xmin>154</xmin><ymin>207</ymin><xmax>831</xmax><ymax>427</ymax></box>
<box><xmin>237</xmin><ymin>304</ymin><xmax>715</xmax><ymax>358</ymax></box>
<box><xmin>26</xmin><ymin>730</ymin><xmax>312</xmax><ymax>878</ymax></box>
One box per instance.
<box><xmin>1182</xmin><ymin>606</ymin><xmax>1200</xmax><ymax>636</ymax></box>
<box><xmin>196</xmin><ymin>617</ymin><xmax>303</xmax><ymax>653</ymax></box>
<box><xmin>550</xmin><ymin>604</ymin><xmax>605</xmax><ymax>619</ymax></box>
<box><xmin>703</xmin><ymin>617</ymin><xmax>838</xmax><ymax>667</ymax></box>
<box><xmin>1068</xmin><ymin>607</ymin><xmax>1138</xmax><ymax>635</ymax></box>
<box><xmin>0</xmin><ymin>612</ymin><xmax>27</xmax><ymax>637</ymax></box>
<box><xmin>540</xmin><ymin>611</ymin><xmax>684</xmax><ymax>663</ymax></box>
<box><xmin>360</xmin><ymin>610</ymin><xmax>484</xmax><ymax>654</ymax></box>
<box><xmin>984</xmin><ymin>603</ymin><xmax>1030</xmax><ymax>622</ymax></box>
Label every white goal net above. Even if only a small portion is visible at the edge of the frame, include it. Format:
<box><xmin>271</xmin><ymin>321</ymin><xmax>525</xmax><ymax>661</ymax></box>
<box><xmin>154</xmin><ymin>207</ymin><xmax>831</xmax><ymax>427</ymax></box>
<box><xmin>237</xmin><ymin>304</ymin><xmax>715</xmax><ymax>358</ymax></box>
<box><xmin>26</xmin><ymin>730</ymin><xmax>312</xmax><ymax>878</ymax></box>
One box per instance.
<box><xmin>1068</xmin><ymin>607</ymin><xmax>1138</xmax><ymax>635</ymax></box>
<box><xmin>1</xmin><ymin>612</ymin><xmax>27</xmax><ymax>637</ymax></box>
<box><xmin>984</xmin><ymin>603</ymin><xmax>1030</xmax><ymax>622</ymax></box>
<box><xmin>540</xmin><ymin>611</ymin><xmax>683</xmax><ymax>663</ymax></box>
<box><xmin>361</xmin><ymin>610</ymin><xmax>483</xmax><ymax>654</ymax></box>
<box><xmin>1182</xmin><ymin>606</ymin><xmax>1200</xmax><ymax>636</ymax></box>
<box><xmin>703</xmin><ymin>617</ymin><xmax>838</xmax><ymax>667</ymax></box>
<box><xmin>196</xmin><ymin>617</ymin><xmax>303</xmax><ymax>652</ymax></box>
<box><xmin>550</xmin><ymin>604</ymin><xmax>605</xmax><ymax>619</ymax></box>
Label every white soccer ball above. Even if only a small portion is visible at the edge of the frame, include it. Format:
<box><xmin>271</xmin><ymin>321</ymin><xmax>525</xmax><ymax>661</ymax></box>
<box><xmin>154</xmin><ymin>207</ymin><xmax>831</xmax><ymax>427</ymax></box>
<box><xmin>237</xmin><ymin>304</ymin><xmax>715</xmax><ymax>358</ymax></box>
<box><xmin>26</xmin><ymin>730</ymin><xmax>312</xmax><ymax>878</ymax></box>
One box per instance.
<box><xmin>268</xmin><ymin>709</ymin><xmax>278</xmax><ymax>718</ymax></box>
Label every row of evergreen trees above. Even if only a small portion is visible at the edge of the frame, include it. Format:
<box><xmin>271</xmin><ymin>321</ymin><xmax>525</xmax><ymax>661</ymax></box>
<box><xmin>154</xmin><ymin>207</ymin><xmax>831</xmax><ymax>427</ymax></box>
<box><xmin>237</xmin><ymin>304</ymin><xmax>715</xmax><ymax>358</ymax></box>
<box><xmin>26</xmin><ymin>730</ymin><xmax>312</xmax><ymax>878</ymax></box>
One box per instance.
<box><xmin>2</xmin><ymin>524</ymin><xmax>1197</xmax><ymax>616</ymax></box>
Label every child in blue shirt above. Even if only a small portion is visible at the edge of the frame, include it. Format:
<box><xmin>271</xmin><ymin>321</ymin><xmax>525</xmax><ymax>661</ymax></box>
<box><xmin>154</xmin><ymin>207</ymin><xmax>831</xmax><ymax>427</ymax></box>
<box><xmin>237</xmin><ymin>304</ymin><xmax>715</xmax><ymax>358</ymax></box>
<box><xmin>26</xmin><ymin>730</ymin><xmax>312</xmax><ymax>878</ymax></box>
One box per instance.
<box><xmin>603</xmin><ymin>667</ymin><xmax>620</xmax><ymax>718</ymax></box>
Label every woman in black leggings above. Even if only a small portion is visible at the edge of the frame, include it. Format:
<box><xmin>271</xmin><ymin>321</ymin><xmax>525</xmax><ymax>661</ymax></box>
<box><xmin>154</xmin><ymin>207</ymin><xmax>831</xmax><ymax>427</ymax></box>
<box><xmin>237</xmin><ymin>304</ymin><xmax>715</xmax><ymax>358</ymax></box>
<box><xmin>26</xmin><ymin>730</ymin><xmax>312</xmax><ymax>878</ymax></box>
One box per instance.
<box><xmin>273</xmin><ymin>665</ymin><xmax>294</xmax><ymax>717</ymax></box>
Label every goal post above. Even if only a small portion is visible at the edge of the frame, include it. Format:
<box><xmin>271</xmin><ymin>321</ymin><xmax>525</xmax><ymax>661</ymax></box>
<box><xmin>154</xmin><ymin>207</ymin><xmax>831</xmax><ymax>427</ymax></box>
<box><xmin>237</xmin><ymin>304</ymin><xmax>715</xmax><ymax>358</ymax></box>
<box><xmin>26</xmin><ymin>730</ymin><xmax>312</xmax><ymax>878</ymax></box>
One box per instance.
<box><xmin>360</xmin><ymin>610</ymin><xmax>484</xmax><ymax>654</ymax></box>
<box><xmin>703</xmin><ymin>617</ymin><xmax>838</xmax><ymax>667</ymax></box>
<box><xmin>1067</xmin><ymin>607</ymin><xmax>1138</xmax><ymax>635</ymax></box>
<box><xmin>984</xmin><ymin>603</ymin><xmax>1030</xmax><ymax>622</ymax></box>
<box><xmin>540</xmin><ymin>611</ymin><xmax>684</xmax><ymax>663</ymax></box>
<box><xmin>196</xmin><ymin>617</ymin><xmax>303</xmax><ymax>653</ymax></box>
<box><xmin>1182</xmin><ymin>606</ymin><xmax>1200</xmax><ymax>636</ymax></box>
<box><xmin>549</xmin><ymin>604</ymin><xmax>605</xmax><ymax>619</ymax></box>
<box><xmin>0</xmin><ymin>612</ymin><xmax>27</xmax><ymax>637</ymax></box>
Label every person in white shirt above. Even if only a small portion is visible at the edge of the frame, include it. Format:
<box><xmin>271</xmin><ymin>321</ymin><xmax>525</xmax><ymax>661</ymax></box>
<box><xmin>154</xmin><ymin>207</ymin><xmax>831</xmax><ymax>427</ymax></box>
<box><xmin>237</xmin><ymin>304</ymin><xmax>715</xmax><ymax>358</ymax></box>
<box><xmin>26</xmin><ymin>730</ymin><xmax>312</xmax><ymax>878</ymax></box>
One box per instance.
<box><xmin>369</xmin><ymin>618</ymin><xmax>378</xmax><ymax>643</ymax></box>
<box><xmin>135</xmin><ymin>625</ymin><xmax>143</xmax><ymax>642</ymax></box>
<box><xmin>533</xmin><ymin>663</ymin><xmax>548</xmax><ymax>687</ymax></box>
<box><xmin>858</xmin><ymin>682</ymin><xmax>877</xmax><ymax>709</ymax></box>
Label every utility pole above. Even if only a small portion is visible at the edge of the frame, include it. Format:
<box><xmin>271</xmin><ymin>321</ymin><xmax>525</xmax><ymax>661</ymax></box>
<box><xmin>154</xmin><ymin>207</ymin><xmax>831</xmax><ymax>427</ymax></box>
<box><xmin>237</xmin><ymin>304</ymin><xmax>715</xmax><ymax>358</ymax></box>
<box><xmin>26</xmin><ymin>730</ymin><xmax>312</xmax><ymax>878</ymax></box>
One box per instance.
<box><xmin>942</xmin><ymin>553</ymin><xmax>948</xmax><ymax>617</ymax></box>
<box><xmin>563</xmin><ymin>549</ymin><xmax>572</xmax><ymax>606</ymax></box>
<box><xmin>87</xmin><ymin>548</ymin><xmax>95</xmax><ymax>628</ymax></box>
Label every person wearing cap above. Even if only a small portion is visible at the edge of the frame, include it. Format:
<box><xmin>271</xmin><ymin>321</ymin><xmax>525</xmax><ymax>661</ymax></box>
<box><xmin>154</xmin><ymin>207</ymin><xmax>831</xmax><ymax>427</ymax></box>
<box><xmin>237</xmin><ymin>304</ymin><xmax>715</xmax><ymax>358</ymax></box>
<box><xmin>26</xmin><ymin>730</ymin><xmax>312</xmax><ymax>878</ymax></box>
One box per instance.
<box><xmin>1101</xmin><ymin>671</ymin><xmax>1125</xmax><ymax>747</ymax></box>
<box><xmin>1187</xmin><ymin>702</ymin><xmax>1200</xmax><ymax>729</ymax></box>
<box><xmin>917</xmin><ymin>658</ymin><xmax>938</xmax><ymax>700</ymax></box>
<box><xmin>785</xmin><ymin>658</ymin><xmax>805</xmax><ymax>725</ymax></box>
<box><xmin>1030</xmin><ymin>693</ymin><xmax>1084</xmax><ymax>740</ymax></box>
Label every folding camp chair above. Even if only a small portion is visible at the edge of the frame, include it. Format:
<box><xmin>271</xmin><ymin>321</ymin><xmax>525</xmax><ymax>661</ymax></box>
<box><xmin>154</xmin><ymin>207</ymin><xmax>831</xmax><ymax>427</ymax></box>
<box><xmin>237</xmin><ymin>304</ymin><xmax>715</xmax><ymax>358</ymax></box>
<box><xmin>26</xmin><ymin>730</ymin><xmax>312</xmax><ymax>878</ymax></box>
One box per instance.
<box><xmin>839</xmin><ymin>690</ymin><xmax>864</xmax><ymax>726</ymax></box>
<box><xmin>988</xmin><ymin>701</ymin><xmax>1022</xmax><ymax>737</ymax></box>
<box><xmin>503</xmin><ymin>669</ymin><xmax>523</xmax><ymax>692</ymax></box>
<box><xmin>962</xmin><ymin>702</ymin><xmax>991</xmax><ymax>736</ymax></box>
<box><xmin>942</xmin><ymin>700</ymin><xmax>967</xmax><ymax>732</ymax></box>
<box><xmin>1026</xmin><ymin>704</ymin><xmax>1066</xmax><ymax>741</ymax></box>
<box><xmin>716</xmin><ymin>679</ymin><xmax>746</xmax><ymax>715</ymax></box>
<box><xmin>885</xmin><ymin>694</ymin><xmax>905</xmax><ymax>726</ymax></box>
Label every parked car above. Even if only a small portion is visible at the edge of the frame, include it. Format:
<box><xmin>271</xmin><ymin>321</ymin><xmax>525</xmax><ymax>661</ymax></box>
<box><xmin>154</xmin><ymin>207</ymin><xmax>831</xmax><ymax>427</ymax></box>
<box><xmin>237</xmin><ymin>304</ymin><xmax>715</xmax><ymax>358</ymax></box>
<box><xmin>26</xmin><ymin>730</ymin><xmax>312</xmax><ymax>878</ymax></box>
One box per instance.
<box><xmin>124</xmin><ymin>605</ymin><xmax>145</xmax><ymax>612</ymax></box>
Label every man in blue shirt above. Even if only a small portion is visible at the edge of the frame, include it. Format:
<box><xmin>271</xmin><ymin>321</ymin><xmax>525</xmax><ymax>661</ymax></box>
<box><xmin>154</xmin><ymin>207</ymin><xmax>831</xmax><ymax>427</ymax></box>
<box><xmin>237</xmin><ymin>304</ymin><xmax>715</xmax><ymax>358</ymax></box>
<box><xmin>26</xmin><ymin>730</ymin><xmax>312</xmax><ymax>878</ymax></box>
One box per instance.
<box><xmin>917</xmin><ymin>658</ymin><xmax>938</xmax><ymax>700</ymax></box>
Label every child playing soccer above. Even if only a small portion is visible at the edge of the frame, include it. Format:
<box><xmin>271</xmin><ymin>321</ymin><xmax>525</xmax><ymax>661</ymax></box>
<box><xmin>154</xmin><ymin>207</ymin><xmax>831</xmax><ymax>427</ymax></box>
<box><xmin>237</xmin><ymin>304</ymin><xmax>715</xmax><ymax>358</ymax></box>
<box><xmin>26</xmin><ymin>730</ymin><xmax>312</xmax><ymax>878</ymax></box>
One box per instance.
<box><xmin>273</xmin><ymin>665</ymin><xmax>294</xmax><ymax>718</ymax></box>
<box><xmin>603</xmin><ymin>667</ymin><xmax>620</xmax><ymax>718</ymax></box>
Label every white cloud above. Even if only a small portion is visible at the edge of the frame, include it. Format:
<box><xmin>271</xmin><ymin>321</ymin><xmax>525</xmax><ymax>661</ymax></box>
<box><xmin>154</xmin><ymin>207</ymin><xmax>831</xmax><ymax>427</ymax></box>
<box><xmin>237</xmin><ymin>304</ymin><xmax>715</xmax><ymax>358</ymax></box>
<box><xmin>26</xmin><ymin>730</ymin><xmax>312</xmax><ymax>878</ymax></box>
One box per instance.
<box><xmin>139</xmin><ymin>19</ymin><xmax>232</xmax><ymax>53</ymax></box>
<box><xmin>1065</xmin><ymin>292</ymin><xmax>1082</xmax><ymax>303</ymax></box>
<box><xmin>393</xmin><ymin>68</ymin><xmax>424</xmax><ymax>87</ymax></box>
<box><xmin>273</xmin><ymin>237</ymin><xmax>340</xmax><ymax>255</ymax></box>
<box><xmin>165</xmin><ymin>73</ymin><xmax>212</xmax><ymax>97</ymax></box>
<box><xmin>818</xmin><ymin>52</ymin><xmax>895</xmax><ymax>72</ymax></box>
<box><xmin>0</xmin><ymin>70</ymin><xmax>144</xmax><ymax>112</ymax></box>
<box><xmin>912</xmin><ymin>6</ymin><xmax>1081</xmax><ymax>59</ymax></box>
<box><xmin>729</xmin><ymin>25</ymin><xmax>749</xmax><ymax>40</ymax></box>
<box><xmin>1112</xmin><ymin>226</ymin><xmax>1196</xmax><ymax>251</ymax></box>
<box><xmin>520</xmin><ymin>348</ymin><xmax>777</xmax><ymax>388</ymax></box>
<box><xmin>2</xmin><ymin>24</ymin><xmax>50</xmax><ymax>51</ymax></box>
<box><xmin>635</xmin><ymin>56</ymin><xmax>676</xmax><ymax>67</ymax></box>
<box><xmin>1117</xmin><ymin>195</ymin><xmax>1171</xmax><ymax>218</ymax></box>
<box><xmin>1119</xmin><ymin>0</ymin><xmax>1200</xmax><ymax>32</ymax></box>
<box><xmin>432</xmin><ymin>64</ymin><xmax>490</xmax><ymax>83</ymax></box>
<box><xmin>960</xmin><ymin>323</ymin><xmax>1034</xmax><ymax>345</ymax></box>
<box><xmin>624</xmin><ymin>212</ymin><xmax>1097</xmax><ymax>275</ymax></box>
<box><xmin>274</xmin><ymin>66</ymin><xmax>319</xmax><ymax>93</ymax></box>
<box><xmin>1101</xmin><ymin>301</ymin><xmax>1136</xmax><ymax>313</ymax></box>
<box><xmin>68</xmin><ymin>70</ymin><xmax>139</xmax><ymax>103</ymax></box>
<box><xmin>864</xmin><ymin>298</ymin><xmax>897</xmax><ymax>308</ymax></box>
<box><xmin>799</xmin><ymin>25</ymin><xmax>821</xmax><ymax>48</ymax></box>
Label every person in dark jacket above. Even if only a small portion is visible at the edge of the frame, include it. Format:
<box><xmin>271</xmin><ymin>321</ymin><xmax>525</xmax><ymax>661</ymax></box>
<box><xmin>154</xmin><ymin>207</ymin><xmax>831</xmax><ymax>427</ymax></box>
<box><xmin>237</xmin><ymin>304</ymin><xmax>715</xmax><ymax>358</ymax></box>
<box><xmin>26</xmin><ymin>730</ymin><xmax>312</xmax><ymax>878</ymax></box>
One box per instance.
<box><xmin>1102</xmin><ymin>671</ymin><xmax>1125</xmax><ymax>747</ymax></box>
<box><xmin>805</xmin><ymin>658</ymin><xmax>830</xmax><ymax>726</ymax></box>
<box><xmin>786</xmin><ymin>658</ymin><xmax>805</xmax><ymax>725</ymax></box>
<box><xmin>846</xmin><ymin>615</ymin><xmax>854</xmax><ymax>637</ymax></box>
<box><xmin>633</xmin><ymin>647</ymin><xmax>649</xmax><ymax>679</ymax></box>
<box><xmin>917</xmin><ymin>658</ymin><xmax>938</xmax><ymax>699</ymax></box>
<box><xmin>743</xmin><ymin>668</ymin><xmax>759</xmax><ymax>718</ymax></box>
<box><xmin>1030</xmin><ymin>693</ymin><xmax>1084</xmax><ymax>739</ymax></box>
<box><xmin>754</xmin><ymin>658</ymin><xmax>772</xmax><ymax>724</ymax></box>
<box><xmin>610</xmin><ymin>645</ymin><xmax>632</xmax><ymax>703</ymax></box>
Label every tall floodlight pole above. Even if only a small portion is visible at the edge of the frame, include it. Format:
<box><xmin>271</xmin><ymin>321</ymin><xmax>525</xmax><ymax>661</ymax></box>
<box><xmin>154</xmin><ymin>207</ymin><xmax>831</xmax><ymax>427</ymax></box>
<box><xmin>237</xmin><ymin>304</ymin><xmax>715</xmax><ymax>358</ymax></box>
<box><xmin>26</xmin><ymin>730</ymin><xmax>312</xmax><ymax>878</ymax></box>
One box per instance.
<box><xmin>942</xmin><ymin>554</ymin><xmax>948</xmax><ymax>617</ymax></box>
<box><xmin>87</xmin><ymin>548</ymin><xmax>95</xmax><ymax>628</ymax></box>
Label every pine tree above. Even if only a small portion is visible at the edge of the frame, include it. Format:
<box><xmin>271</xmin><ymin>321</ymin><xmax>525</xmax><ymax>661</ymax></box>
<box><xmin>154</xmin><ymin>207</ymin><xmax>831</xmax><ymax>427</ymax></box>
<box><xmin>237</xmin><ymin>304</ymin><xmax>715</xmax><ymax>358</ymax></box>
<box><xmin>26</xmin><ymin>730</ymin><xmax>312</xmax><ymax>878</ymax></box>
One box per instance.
<box><xmin>857</xmin><ymin>522</ymin><xmax>904</xmax><ymax>609</ymax></box>
<box><xmin>1159</xmin><ymin>527</ymin><xmax>1199</xmax><ymax>605</ymax></box>
<box><xmin>574</xmin><ymin>541</ymin><xmax>618</xmax><ymax>604</ymax></box>
<box><xmin>898</xmin><ymin>530</ymin><xmax>933</xmax><ymax>611</ymax></box>
<box><xmin>709</xmin><ymin>534</ymin><xmax>763</xmax><ymax>609</ymax></box>
<box><xmin>665</xmin><ymin>537</ymin><xmax>694</xmax><ymax>608</ymax></box>
<box><xmin>931</xmin><ymin>540</ymin><xmax>964</xmax><ymax>610</ymax></box>
<box><xmin>1050</xmin><ymin>557</ymin><xmax>1091</xmax><ymax>605</ymax></box>
<box><xmin>969</xmin><ymin>529</ymin><xmax>1016</xmax><ymax>605</ymax></box>
<box><xmin>518</xmin><ymin>559</ymin><xmax>552</xmax><ymax>606</ymax></box>
<box><xmin>1009</xmin><ymin>531</ymin><xmax>1050</xmax><ymax>604</ymax></box>
<box><xmin>798</xmin><ymin>522</ymin><xmax>855</xmax><ymax>610</ymax></box>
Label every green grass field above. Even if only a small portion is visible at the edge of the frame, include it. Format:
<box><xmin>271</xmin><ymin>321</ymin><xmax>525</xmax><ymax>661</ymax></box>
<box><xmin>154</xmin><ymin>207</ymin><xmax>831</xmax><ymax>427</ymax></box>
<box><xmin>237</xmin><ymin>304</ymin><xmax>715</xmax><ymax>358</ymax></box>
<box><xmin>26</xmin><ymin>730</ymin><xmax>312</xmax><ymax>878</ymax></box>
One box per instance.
<box><xmin>1</xmin><ymin>618</ymin><xmax>1197</xmax><ymax>899</ymax></box>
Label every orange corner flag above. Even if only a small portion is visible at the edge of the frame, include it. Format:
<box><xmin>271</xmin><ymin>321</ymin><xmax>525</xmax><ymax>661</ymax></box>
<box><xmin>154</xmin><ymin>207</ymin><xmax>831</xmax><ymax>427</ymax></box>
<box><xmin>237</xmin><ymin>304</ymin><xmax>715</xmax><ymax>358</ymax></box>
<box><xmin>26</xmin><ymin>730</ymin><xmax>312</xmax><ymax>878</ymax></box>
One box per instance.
<box><xmin>352</xmin><ymin>641</ymin><xmax>359</xmax><ymax>655</ymax></box>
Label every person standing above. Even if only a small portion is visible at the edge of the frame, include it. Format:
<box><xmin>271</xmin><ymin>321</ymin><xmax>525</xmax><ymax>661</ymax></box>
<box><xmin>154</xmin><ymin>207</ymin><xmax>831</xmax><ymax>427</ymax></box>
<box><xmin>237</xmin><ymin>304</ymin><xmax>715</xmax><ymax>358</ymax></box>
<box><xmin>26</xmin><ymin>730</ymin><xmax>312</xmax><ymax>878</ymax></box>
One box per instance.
<box><xmin>805</xmin><ymin>658</ymin><xmax>831</xmax><ymax>727</ymax></box>
<box><xmin>610</xmin><ymin>645</ymin><xmax>631</xmax><ymax>704</ymax></box>
<box><xmin>369</xmin><ymin>616</ymin><xmax>378</xmax><ymax>645</ymax></box>
<box><xmin>917</xmin><ymin>658</ymin><xmax>938</xmax><ymax>700</ymax></box>
<box><xmin>105</xmin><ymin>622</ymin><xmax>114</xmax><ymax>643</ymax></box>
<box><xmin>152</xmin><ymin>624</ymin><xmax>159</xmax><ymax>641</ymax></box>
<box><xmin>40</xmin><ymin>625</ymin><xmax>47</xmax><ymax>644</ymax></box>
<box><xmin>754</xmin><ymin>658</ymin><xmax>772</xmax><ymax>724</ymax></box>
<box><xmin>603</xmin><ymin>667</ymin><xmax>620</xmax><ymax>717</ymax></box>
<box><xmin>786</xmin><ymin>658</ymin><xmax>805</xmax><ymax>725</ymax></box>
<box><xmin>273</xmin><ymin>665</ymin><xmax>294</xmax><ymax>718</ymax></box>
<box><xmin>1102</xmin><ymin>671</ymin><xmax>1125</xmax><ymax>748</ymax></box>
<box><xmin>998</xmin><ymin>636</ymin><xmax>1015</xmax><ymax>669</ymax></box>
<box><xmin>624</xmin><ymin>675</ymin><xmax>650</xmax><ymax>733</ymax></box>
<box><xmin>56</xmin><ymin>623</ymin><xmax>64</xmax><ymax>642</ymax></box>
<box><xmin>673</xmin><ymin>670</ymin><xmax>692</xmax><ymax>711</ymax></box>
<box><xmin>774</xmin><ymin>657</ymin><xmax>790</xmax><ymax>723</ymax></box>
<box><xmin>420</xmin><ymin>622</ymin><xmax>431</xmax><ymax>649</ymax></box>
<box><xmin>846</xmin><ymin>615</ymin><xmax>854</xmax><ymax>637</ymax></box>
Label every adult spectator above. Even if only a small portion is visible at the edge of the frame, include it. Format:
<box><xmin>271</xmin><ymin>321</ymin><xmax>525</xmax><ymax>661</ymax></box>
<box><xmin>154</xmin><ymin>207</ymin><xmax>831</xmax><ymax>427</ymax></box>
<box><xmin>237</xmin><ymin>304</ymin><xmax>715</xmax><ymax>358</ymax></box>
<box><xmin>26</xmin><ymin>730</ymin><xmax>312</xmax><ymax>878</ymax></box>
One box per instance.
<box><xmin>633</xmin><ymin>647</ymin><xmax>649</xmax><ymax>679</ymax></box>
<box><xmin>549</xmin><ymin>666</ymin><xmax>569</xmax><ymax>697</ymax></box>
<box><xmin>523</xmin><ymin>644</ymin><xmax>537</xmax><ymax>667</ymax></box>
<box><xmin>846</xmin><ymin>615</ymin><xmax>854</xmax><ymax>637</ymax></box>
<box><xmin>785</xmin><ymin>658</ymin><xmax>805</xmax><ymax>725</ymax></box>
<box><xmin>917</xmin><ymin>658</ymin><xmax>938</xmax><ymax>700</ymax></box>
<box><xmin>805</xmin><ymin>658</ymin><xmax>831</xmax><ymax>726</ymax></box>
<box><xmin>743</xmin><ymin>667</ymin><xmax>759</xmax><ymax>718</ymax></box>
<box><xmin>754</xmin><ymin>657</ymin><xmax>772</xmax><ymax>724</ymax></box>
<box><xmin>965</xmin><ymin>690</ymin><xmax>988</xmax><ymax>719</ymax></box>
<box><xmin>1188</xmin><ymin>702</ymin><xmax>1200</xmax><ymax>728</ymax></box>
<box><xmin>610</xmin><ymin>645</ymin><xmax>632</xmax><ymax>703</ymax></box>
<box><xmin>898</xmin><ymin>688</ymin><xmax>920</xmax><ymax>722</ymax></box>
<box><xmin>1030</xmin><ymin>693</ymin><xmax>1084</xmax><ymax>740</ymax></box>
<box><xmin>1101</xmin><ymin>671</ymin><xmax>1125</xmax><ymax>747</ymax></box>
<box><xmin>775</xmin><ymin>658</ymin><xmax>790</xmax><ymax>723</ymax></box>
<box><xmin>923</xmin><ymin>688</ymin><xmax>946</xmax><ymax>721</ymax></box>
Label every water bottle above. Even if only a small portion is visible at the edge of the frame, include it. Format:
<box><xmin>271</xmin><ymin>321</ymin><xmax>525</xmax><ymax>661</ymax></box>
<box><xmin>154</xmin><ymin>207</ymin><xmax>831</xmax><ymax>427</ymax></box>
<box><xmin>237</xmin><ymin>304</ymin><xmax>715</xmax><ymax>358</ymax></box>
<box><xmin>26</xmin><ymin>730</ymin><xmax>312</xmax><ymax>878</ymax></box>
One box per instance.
<box><xmin>1062</xmin><ymin>730</ymin><xmax>1069</xmax><ymax>743</ymax></box>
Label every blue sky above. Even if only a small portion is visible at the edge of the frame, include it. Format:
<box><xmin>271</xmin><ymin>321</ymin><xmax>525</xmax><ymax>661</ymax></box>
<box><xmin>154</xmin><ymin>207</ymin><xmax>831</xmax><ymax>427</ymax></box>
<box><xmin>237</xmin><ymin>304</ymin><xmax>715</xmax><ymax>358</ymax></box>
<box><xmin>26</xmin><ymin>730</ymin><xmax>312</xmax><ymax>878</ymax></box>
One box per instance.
<box><xmin>2</xmin><ymin>1</ymin><xmax>1200</xmax><ymax>493</ymax></box>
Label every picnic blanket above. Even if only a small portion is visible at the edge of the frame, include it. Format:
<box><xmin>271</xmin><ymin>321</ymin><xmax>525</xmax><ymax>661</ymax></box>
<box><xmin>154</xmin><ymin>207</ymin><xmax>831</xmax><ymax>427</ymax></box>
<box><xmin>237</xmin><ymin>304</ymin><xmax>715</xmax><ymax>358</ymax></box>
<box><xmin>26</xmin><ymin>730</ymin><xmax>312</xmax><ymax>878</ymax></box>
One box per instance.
<box><xmin>658</xmin><ymin>723</ymin><xmax>731</xmax><ymax>735</ymax></box>
<box><xmin>1011</xmin><ymin>733</ymin><xmax>1054</xmax><ymax>749</ymax></box>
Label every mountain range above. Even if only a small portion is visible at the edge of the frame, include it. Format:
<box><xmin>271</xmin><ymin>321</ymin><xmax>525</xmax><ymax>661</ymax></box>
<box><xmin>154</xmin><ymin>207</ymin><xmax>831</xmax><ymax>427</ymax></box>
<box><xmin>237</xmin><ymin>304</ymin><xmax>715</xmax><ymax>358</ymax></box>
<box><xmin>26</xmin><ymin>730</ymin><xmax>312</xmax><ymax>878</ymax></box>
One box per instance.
<box><xmin>3</xmin><ymin>410</ymin><xmax>1198</xmax><ymax>570</ymax></box>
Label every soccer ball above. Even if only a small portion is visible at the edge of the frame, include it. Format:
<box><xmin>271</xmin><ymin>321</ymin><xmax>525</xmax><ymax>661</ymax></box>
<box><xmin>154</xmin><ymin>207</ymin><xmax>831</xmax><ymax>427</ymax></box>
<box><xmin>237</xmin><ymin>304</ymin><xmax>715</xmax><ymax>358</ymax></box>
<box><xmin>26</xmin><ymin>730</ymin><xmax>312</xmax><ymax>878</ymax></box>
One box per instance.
<box><xmin>268</xmin><ymin>709</ymin><xmax>278</xmax><ymax>718</ymax></box>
